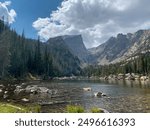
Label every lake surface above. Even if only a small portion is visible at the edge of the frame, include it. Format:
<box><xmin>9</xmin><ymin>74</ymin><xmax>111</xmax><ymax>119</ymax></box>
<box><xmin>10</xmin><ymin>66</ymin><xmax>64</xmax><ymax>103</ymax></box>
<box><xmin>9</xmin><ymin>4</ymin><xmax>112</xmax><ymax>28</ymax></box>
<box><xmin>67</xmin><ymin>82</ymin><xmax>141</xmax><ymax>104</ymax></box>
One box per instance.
<box><xmin>1</xmin><ymin>79</ymin><xmax>150</xmax><ymax>113</ymax></box>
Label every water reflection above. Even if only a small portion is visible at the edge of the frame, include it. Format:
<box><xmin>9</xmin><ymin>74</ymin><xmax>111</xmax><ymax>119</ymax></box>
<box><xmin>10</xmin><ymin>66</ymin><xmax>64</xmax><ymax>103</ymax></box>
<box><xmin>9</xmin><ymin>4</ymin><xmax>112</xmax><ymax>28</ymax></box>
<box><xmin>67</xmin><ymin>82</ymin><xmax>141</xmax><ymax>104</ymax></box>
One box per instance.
<box><xmin>105</xmin><ymin>79</ymin><xmax>150</xmax><ymax>88</ymax></box>
<box><xmin>83</xmin><ymin>79</ymin><xmax>150</xmax><ymax>113</ymax></box>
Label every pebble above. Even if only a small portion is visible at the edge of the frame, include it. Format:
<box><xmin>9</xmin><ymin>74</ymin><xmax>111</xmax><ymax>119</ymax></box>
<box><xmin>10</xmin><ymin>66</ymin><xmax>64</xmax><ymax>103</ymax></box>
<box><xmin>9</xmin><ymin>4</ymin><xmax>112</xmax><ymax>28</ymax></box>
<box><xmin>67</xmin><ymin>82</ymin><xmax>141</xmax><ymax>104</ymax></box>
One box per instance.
<box><xmin>4</xmin><ymin>91</ymin><xmax>8</xmax><ymax>94</ymax></box>
<box><xmin>21</xmin><ymin>98</ymin><xmax>30</xmax><ymax>102</ymax></box>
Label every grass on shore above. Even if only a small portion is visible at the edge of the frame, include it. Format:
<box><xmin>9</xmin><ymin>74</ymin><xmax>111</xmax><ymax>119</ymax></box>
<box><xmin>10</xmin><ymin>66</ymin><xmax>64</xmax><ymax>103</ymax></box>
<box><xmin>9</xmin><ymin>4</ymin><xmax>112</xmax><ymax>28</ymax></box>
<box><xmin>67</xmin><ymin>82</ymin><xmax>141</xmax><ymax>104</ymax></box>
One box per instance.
<box><xmin>90</xmin><ymin>107</ymin><xmax>104</xmax><ymax>113</ymax></box>
<box><xmin>0</xmin><ymin>103</ymin><xmax>104</xmax><ymax>113</ymax></box>
<box><xmin>66</xmin><ymin>105</ymin><xmax>105</xmax><ymax>113</ymax></box>
<box><xmin>0</xmin><ymin>103</ymin><xmax>41</xmax><ymax>113</ymax></box>
<box><xmin>66</xmin><ymin>105</ymin><xmax>84</xmax><ymax>113</ymax></box>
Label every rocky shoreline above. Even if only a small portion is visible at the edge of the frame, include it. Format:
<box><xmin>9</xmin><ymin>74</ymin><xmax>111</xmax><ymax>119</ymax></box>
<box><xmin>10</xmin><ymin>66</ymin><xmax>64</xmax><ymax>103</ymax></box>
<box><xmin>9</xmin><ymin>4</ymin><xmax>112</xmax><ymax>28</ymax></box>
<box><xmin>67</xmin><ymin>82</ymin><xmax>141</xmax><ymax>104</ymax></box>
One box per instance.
<box><xmin>0</xmin><ymin>82</ymin><xmax>59</xmax><ymax>104</ymax></box>
<box><xmin>51</xmin><ymin>73</ymin><xmax>150</xmax><ymax>81</ymax></box>
<box><xmin>99</xmin><ymin>73</ymin><xmax>149</xmax><ymax>81</ymax></box>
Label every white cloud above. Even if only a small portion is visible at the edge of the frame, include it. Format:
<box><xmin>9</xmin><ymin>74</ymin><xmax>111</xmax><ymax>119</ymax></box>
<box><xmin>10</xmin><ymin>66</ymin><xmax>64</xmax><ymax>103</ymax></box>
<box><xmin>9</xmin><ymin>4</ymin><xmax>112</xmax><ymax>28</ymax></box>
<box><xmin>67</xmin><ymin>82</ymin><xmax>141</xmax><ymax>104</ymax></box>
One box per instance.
<box><xmin>33</xmin><ymin>0</ymin><xmax>150</xmax><ymax>48</ymax></box>
<box><xmin>0</xmin><ymin>1</ymin><xmax>16</xmax><ymax>24</ymax></box>
<box><xmin>3</xmin><ymin>1</ymin><xmax>11</xmax><ymax>6</ymax></box>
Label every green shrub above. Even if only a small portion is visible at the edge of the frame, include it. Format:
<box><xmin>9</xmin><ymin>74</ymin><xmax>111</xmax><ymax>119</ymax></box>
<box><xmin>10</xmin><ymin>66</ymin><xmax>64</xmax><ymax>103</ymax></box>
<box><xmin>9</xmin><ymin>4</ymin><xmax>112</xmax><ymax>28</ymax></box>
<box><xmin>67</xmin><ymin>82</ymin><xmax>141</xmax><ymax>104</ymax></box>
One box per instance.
<box><xmin>66</xmin><ymin>105</ymin><xmax>84</xmax><ymax>113</ymax></box>
<box><xmin>91</xmin><ymin>107</ymin><xmax>104</xmax><ymax>113</ymax></box>
<box><xmin>0</xmin><ymin>103</ymin><xmax>41</xmax><ymax>113</ymax></box>
<box><xmin>25</xmin><ymin>104</ymin><xmax>41</xmax><ymax>113</ymax></box>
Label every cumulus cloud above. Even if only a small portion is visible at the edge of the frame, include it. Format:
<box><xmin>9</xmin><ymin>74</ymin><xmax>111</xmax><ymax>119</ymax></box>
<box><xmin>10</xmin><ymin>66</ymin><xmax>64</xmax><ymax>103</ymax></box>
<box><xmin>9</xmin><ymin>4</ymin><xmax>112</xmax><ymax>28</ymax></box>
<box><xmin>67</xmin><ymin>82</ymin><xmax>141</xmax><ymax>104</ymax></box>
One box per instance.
<box><xmin>0</xmin><ymin>1</ymin><xmax>16</xmax><ymax>24</ymax></box>
<box><xmin>33</xmin><ymin>0</ymin><xmax>150</xmax><ymax>48</ymax></box>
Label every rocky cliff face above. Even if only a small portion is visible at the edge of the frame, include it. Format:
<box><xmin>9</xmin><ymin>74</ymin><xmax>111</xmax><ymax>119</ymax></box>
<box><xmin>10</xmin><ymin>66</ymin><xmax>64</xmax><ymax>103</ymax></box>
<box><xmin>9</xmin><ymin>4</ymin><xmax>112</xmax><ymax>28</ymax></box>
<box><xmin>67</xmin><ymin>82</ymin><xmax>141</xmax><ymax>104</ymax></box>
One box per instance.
<box><xmin>62</xmin><ymin>35</ymin><xmax>89</xmax><ymax>63</ymax></box>
<box><xmin>47</xmin><ymin>36</ymin><xmax>81</xmax><ymax>76</ymax></box>
<box><xmin>89</xmin><ymin>29</ymin><xmax>150</xmax><ymax>65</ymax></box>
<box><xmin>48</xmin><ymin>35</ymin><xmax>89</xmax><ymax>66</ymax></box>
<box><xmin>47</xmin><ymin>29</ymin><xmax>150</xmax><ymax>67</ymax></box>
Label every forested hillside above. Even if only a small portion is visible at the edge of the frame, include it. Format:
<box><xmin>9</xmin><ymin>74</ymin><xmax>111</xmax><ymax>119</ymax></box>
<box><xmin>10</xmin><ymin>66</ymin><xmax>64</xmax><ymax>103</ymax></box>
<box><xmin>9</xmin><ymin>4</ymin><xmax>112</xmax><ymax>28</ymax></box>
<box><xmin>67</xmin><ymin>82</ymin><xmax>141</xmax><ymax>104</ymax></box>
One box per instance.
<box><xmin>84</xmin><ymin>52</ymin><xmax>150</xmax><ymax>77</ymax></box>
<box><xmin>0</xmin><ymin>20</ymin><xmax>81</xmax><ymax>79</ymax></box>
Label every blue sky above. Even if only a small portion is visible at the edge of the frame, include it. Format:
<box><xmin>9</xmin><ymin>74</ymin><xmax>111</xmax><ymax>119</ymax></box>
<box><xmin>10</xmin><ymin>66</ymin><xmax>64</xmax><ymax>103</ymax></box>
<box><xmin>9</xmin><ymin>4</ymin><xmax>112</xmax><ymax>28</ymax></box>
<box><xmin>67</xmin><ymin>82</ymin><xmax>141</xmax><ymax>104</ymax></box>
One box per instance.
<box><xmin>1</xmin><ymin>0</ymin><xmax>150</xmax><ymax>48</ymax></box>
<box><xmin>0</xmin><ymin>0</ymin><xmax>63</xmax><ymax>39</ymax></box>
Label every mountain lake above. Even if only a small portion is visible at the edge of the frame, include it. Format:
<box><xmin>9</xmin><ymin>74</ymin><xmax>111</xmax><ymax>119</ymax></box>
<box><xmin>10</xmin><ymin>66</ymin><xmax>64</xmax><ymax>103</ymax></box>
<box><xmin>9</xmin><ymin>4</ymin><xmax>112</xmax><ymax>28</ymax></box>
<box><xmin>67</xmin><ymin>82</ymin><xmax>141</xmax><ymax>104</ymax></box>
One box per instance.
<box><xmin>0</xmin><ymin>79</ymin><xmax>150</xmax><ymax>113</ymax></box>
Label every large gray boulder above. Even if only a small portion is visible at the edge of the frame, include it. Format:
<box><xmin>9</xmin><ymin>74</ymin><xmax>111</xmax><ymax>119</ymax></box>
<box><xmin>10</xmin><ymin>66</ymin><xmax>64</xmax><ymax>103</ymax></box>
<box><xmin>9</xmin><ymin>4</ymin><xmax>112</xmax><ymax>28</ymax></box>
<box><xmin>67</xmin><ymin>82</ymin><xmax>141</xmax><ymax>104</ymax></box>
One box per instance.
<box><xmin>14</xmin><ymin>85</ymin><xmax>57</xmax><ymax>95</ymax></box>
<box><xmin>25</xmin><ymin>85</ymin><xmax>40</xmax><ymax>94</ymax></box>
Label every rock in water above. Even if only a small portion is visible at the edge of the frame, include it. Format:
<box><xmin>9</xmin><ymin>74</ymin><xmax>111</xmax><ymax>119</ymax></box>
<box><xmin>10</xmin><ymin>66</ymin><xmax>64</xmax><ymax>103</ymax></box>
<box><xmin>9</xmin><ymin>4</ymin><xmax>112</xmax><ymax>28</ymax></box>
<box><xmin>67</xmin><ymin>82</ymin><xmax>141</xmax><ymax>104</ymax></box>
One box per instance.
<box><xmin>83</xmin><ymin>87</ymin><xmax>92</xmax><ymax>91</ymax></box>
<box><xmin>25</xmin><ymin>85</ymin><xmax>40</xmax><ymax>94</ymax></box>
<box><xmin>14</xmin><ymin>88</ymin><xmax>25</xmax><ymax>95</ymax></box>
<box><xmin>0</xmin><ymin>84</ymin><xmax>5</xmax><ymax>88</ymax></box>
<box><xmin>4</xmin><ymin>91</ymin><xmax>8</xmax><ymax>94</ymax></box>
<box><xmin>94</xmin><ymin>92</ymin><xmax>102</xmax><ymax>98</ymax></box>
<box><xmin>140</xmin><ymin>76</ymin><xmax>148</xmax><ymax>81</ymax></box>
<box><xmin>21</xmin><ymin>98</ymin><xmax>29</xmax><ymax>102</ymax></box>
<box><xmin>3</xmin><ymin>94</ymin><xmax>8</xmax><ymax>99</ymax></box>
<box><xmin>102</xmin><ymin>93</ymin><xmax>107</xmax><ymax>97</ymax></box>
<box><xmin>0</xmin><ymin>89</ymin><xmax>2</xmax><ymax>93</ymax></box>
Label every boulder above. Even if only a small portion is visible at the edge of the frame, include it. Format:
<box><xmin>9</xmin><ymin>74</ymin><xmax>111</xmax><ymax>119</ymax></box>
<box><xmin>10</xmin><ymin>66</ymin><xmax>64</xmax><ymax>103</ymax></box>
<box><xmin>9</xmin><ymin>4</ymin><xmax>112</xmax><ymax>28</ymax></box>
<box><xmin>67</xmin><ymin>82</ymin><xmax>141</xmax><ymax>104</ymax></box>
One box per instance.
<box><xmin>25</xmin><ymin>85</ymin><xmax>40</xmax><ymax>94</ymax></box>
<box><xmin>92</xmin><ymin>108</ymin><xmax>109</xmax><ymax>113</ymax></box>
<box><xmin>117</xmin><ymin>73</ymin><xmax>124</xmax><ymax>80</ymax></box>
<box><xmin>21</xmin><ymin>98</ymin><xmax>29</xmax><ymax>102</ymax></box>
<box><xmin>4</xmin><ymin>91</ymin><xmax>8</xmax><ymax>94</ymax></box>
<box><xmin>25</xmin><ymin>85</ymin><xmax>55</xmax><ymax>94</ymax></box>
<box><xmin>83</xmin><ymin>87</ymin><xmax>92</xmax><ymax>91</ymax></box>
<box><xmin>134</xmin><ymin>75</ymin><xmax>140</xmax><ymax>80</ymax></box>
<box><xmin>100</xmin><ymin>108</ymin><xmax>109</xmax><ymax>113</ymax></box>
<box><xmin>16</xmin><ymin>85</ymin><xmax>22</xmax><ymax>89</ymax></box>
<box><xmin>0</xmin><ymin>84</ymin><xmax>5</xmax><ymax>88</ymax></box>
<box><xmin>38</xmin><ymin>87</ymin><xmax>53</xmax><ymax>94</ymax></box>
<box><xmin>14</xmin><ymin>85</ymin><xmax>56</xmax><ymax>96</ymax></box>
<box><xmin>140</xmin><ymin>76</ymin><xmax>148</xmax><ymax>81</ymax></box>
<box><xmin>21</xmin><ymin>83</ymin><xmax>26</xmax><ymax>85</ymax></box>
<box><xmin>14</xmin><ymin>88</ymin><xmax>25</xmax><ymax>94</ymax></box>
<box><xmin>102</xmin><ymin>93</ymin><xmax>107</xmax><ymax>97</ymax></box>
<box><xmin>125</xmin><ymin>74</ymin><xmax>135</xmax><ymax>80</ymax></box>
<box><xmin>3</xmin><ymin>94</ymin><xmax>8</xmax><ymax>99</ymax></box>
<box><xmin>94</xmin><ymin>92</ymin><xmax>102</xmax><ymax>98</ymax></box>
<box><xmin>94</xmin><ymin>92</ymin><xmax>107</xmax><ymax>98</ymax></box>
<box><xmin>0</xmin><ymin>89</ymin><xmax>3</xmax><ymax>93</ymax></box>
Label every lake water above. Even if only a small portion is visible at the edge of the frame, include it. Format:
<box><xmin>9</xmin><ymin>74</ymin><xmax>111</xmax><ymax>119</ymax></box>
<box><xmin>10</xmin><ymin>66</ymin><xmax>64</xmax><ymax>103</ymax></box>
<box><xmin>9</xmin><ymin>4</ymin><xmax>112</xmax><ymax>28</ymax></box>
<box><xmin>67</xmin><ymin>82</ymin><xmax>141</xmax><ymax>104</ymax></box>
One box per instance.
<box><xmin>1</xmin><ymin>79</ymin><xmax>150</xmax><ymax>113</ymax></box>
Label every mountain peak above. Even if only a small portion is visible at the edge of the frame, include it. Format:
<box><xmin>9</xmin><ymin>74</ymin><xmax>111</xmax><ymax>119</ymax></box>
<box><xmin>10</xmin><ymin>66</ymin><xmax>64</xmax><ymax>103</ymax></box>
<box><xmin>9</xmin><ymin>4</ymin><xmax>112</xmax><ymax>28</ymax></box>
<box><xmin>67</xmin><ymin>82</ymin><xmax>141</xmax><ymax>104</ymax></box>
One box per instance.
<box><xmin>47</xmin><ymin>34</ymin><xmax>89</xmax><ymax>64</ymax></box>
<box><xmin>89</xmin><ymin>29</ymin><xmax>150</xmax><ymax>65</ymax></box>
<box><xmin>61</xmin><ymin>34</ymin><xmax>88</xmax><ymax>63</ymax></box>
